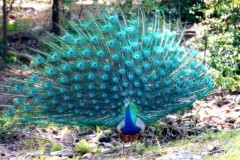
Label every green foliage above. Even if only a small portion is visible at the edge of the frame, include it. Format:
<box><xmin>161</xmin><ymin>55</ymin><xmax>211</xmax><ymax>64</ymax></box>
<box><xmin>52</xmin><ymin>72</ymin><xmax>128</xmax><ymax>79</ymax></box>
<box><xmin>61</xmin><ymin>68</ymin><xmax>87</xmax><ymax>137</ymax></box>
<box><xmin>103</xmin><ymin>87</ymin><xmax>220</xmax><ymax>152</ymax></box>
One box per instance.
<box><xmin>15</xmin><ymin>138</ymin><xmax>50</xmax><ymax>155</ymax></box>
<box><xmin>18</xmin><ymin>139</ymin><xmax>63</xmax><ymax>155</ymax></box>
<box><xmin>50</xmin><ymin>143</ymin><xmax>62</xmax><ymax>152</ymax></box>
<box><xmin>201</xmin><ymin>0</ymin><xmax>240</xmax><ymax>90</ymax></box>
<box><xmin>7</xmin><ymin>18</ymin><xmax>28</xmax><ymax>32</ymax></box>
<box><xmin>24</xmin><ymin>138</ymin><xmax>49</xmax><ymax>150</ymax></box>
<box><xmin>0</xmin><ymin>54</ymin><xmax>18</xmax><ymax>68</ymax></box>
<box><xmin>116</xmin><ymin>0</ymin><xmax>206</xmax><ymax>23</ymax></box>
<box><xmin>3</xmin><ymin>55</ymin><xmax>17</xmax><ymax>63</ymax></box>
<box><xmin>74</xmin><ymin>139</ymin><xmax>92</xmax><ymax>154</ymax></box>
<box><xmin>7</xmin><ymin>22</ymin><xmax>18</xmax><ymax>32</ymax></box>
<box><xmin>0</xmin><ymin>115</ymin><xmax>17</xmax><ymax>132</ymax></box>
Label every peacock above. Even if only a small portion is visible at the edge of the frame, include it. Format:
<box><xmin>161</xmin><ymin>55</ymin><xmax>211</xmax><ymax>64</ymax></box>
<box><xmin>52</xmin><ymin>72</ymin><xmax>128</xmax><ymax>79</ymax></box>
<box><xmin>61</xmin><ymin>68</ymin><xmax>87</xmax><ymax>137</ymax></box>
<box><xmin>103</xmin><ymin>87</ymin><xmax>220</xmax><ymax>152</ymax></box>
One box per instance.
<box><xmin>0</xmin><ymin>6</ymin><xmax>212</xmax><ymax>143</ymax></box>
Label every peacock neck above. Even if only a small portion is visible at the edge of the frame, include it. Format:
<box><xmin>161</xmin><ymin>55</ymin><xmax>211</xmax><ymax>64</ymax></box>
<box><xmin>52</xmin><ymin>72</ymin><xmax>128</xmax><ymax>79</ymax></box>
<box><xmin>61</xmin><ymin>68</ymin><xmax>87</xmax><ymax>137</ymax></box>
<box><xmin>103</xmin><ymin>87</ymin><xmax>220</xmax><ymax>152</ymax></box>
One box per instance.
<box><xmin>121</xmin><ymin>105</ymin><xmax>141</xmax><ymax>135</ymax></box>
<box><xmin>125</xmin><ymin>106</ymin><xmax>136</xmax><ymax>128</ymax></box>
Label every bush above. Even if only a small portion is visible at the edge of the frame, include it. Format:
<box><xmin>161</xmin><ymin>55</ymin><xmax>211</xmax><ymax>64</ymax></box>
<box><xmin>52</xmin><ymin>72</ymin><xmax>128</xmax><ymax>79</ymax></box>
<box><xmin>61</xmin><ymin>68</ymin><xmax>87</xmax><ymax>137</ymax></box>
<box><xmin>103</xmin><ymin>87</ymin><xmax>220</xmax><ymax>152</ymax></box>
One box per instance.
<box><xmin>201</xmin><ymin>0</ymin><xmax>240</xmax><ymax>90</ymax></box>
<box><xmin>7</xmin><ymin>22</ymin><xmax>18</xmax><ymax>32</ymax></box>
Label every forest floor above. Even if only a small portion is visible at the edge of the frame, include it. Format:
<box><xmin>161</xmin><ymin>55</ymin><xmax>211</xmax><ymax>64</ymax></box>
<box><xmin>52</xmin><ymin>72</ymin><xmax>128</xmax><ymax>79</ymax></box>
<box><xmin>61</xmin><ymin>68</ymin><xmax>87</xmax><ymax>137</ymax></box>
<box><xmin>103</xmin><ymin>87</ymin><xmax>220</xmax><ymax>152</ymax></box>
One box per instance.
<box><xmin>0</xmin><ymin>1</ymin><xmax>240</xmax><ymax>160</ymax></box>
<box><xmin>0</xmin><ymin>0</ymin><xmax>96</xmax><ymax>33</ymax></box>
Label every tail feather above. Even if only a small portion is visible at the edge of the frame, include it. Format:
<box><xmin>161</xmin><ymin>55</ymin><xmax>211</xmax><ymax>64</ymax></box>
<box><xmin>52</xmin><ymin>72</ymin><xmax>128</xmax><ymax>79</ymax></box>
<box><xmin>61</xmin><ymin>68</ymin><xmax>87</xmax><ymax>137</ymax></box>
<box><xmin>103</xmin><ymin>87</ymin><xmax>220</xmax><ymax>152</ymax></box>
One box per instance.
<box><xmin>0</xmin><ymin>7</ymin><xmax>212</xmax><ymax>127</ymax></box>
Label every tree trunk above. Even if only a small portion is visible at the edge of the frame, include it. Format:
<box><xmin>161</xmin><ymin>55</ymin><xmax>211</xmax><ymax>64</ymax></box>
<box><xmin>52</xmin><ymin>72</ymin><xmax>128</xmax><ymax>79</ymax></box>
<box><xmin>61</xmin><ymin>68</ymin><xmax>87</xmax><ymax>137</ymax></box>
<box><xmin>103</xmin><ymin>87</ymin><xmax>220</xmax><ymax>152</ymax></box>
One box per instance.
<box><xmin>2</xmin><ymin>0</ymin><xmax>8</xmax><ymax>59</ymax></box>
<box><xmin>51</xmin><ymin>0</ymin><xmax>60</xmax><ymax>35</ymax></box>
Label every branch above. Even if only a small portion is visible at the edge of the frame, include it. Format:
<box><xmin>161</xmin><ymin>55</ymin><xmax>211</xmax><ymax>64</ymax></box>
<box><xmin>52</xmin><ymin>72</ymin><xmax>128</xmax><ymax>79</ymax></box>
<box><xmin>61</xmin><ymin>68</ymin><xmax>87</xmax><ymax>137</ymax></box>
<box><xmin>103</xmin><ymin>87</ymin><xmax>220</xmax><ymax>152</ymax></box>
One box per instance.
<box><xmin>6</xmin><ymin>0</ymin><xmax>15</xmax><ymax>14</ymax></box>
<box><xmin>78</xmin><ymin>5</ymin><xmax>83</xmax><ymax>19</ymax></box>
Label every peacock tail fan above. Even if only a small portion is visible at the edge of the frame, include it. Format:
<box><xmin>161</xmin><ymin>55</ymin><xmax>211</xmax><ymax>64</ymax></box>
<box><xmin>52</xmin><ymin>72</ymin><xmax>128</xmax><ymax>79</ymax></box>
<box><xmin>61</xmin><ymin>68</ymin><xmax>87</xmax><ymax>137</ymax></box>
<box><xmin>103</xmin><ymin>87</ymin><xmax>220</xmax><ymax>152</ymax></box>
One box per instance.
<box><xmin>0</xmin><ymin>6</ymin><xmax>212</xmax><ymax>128</ymax></box>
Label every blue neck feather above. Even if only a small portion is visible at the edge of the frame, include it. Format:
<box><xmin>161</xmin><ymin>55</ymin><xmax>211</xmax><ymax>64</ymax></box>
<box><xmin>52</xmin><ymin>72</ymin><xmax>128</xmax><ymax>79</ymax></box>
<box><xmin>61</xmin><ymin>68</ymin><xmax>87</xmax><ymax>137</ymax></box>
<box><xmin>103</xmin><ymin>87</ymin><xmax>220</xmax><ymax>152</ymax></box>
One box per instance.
<box><xmin>121</xmin><ymin>106</ymin><xmax>141</xmax><ymax>135</ymax></box>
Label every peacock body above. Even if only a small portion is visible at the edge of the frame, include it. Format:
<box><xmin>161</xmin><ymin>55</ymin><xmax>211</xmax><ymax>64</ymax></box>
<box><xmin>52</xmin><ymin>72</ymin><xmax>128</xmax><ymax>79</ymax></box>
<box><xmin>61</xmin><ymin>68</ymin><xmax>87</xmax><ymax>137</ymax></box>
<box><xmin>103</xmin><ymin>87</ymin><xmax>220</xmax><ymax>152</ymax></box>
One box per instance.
<box><xmin>0</xmin><ymin>7</ymin><xmax>212</xmax><ymax>141</ymax></box>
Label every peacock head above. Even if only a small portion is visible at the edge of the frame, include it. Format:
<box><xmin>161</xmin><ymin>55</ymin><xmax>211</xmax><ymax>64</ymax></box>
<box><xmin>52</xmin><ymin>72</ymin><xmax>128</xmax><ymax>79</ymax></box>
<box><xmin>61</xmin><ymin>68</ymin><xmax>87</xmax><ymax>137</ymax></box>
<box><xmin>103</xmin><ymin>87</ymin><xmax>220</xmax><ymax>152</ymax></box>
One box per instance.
<box><xmin>124</xmin><ymin>99</ymin><xmax>130</xmax><ymax>107</ymax></box>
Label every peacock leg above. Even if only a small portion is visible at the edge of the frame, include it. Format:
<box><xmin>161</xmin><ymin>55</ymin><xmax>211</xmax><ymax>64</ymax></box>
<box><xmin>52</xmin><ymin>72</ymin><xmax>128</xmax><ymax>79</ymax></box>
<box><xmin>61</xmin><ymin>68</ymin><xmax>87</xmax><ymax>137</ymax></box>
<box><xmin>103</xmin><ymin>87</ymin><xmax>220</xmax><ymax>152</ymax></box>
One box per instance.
<box><xmin>121</xmin><ymin>143</ymin><xmax>125</xmax><ymax>156</ymax></box>
<box><xmin>130</xmin><ymin>141</ymin><xmax>133</xmax><ymax>155</ymax></box>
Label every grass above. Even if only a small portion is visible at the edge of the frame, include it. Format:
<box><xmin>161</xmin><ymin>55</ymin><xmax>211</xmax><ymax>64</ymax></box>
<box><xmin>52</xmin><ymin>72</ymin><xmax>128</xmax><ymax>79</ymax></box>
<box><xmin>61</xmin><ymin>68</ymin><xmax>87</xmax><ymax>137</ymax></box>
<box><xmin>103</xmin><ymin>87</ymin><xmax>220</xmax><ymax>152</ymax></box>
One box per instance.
<box><xmin>17</xmin><ymin>138</ymin><xmax>63</xmax><ymax>155</ymax></box>
<box><xmin>135</xmin><ymin>144</ymin><xmax>165</xmax><ymax>156</ymax></box>
<box><xmin>138</xmin><ymin>129</ymin><xmax>240</xmax><ymax>159</ymax></box>
<box><xmin>50</xmin><ymin>143</ymin><xmax>62</xmax><ymax>152</ymax></box>
<box><xmin>74</xmin><ymin>139</ymin><xmax>92</xmax><ymax>154</ymax></box>
<box><xmin>203</xmin><ymin>130</ymin><xmax>240</xmax><ymax>160</ymax></box>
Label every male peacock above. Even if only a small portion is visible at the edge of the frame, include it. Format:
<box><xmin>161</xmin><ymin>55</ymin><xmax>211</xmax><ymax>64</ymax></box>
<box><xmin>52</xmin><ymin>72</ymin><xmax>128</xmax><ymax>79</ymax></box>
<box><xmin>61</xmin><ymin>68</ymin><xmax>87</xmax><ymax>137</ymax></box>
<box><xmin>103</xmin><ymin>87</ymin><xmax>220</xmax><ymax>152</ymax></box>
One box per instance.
<box><xmin>0</xmin><ymin>7</ymin><xmax>212</xmax><ymax>142</ymax></box>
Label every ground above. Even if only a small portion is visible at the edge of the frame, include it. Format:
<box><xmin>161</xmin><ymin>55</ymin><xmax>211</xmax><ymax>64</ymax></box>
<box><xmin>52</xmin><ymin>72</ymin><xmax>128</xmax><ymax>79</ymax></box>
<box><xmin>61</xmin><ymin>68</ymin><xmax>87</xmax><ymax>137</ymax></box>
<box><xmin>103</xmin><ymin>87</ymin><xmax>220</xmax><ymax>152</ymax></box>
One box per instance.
<box><xmin>0</xmin><ymin>0</ymin><xmax>240</xmax><ymax>159</ymax></box>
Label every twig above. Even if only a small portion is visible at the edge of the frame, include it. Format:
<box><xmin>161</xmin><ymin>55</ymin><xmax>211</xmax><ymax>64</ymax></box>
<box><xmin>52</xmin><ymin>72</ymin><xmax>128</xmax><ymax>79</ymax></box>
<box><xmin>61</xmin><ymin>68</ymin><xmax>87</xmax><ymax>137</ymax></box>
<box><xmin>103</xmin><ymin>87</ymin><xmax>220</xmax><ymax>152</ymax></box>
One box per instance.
<box><xmin>78</xmin><ymin>5</ymin><xmax>83</xmax><ymax>19</ymax></box>
<box><xmin>6</xmin><ymin>0</ymin><xmax>15</xmax><ymax>14</ymax></box>
<box><xmin>154</xmin><ymin>134</ymin><xmax>162</xmax><ymax>152</ymax></box>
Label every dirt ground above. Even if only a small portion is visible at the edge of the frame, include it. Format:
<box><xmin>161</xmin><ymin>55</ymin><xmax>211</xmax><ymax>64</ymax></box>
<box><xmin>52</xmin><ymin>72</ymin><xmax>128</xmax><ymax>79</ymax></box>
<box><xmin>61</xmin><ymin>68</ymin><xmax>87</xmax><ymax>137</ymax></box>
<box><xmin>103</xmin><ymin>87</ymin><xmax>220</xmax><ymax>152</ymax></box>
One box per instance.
<box><xmin>0</xmin><ymin>1</ymin><xmax>239</xmax><ymax>159</ymax></box>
